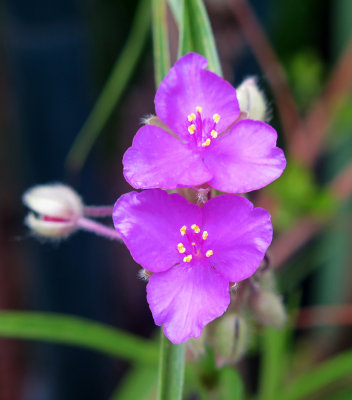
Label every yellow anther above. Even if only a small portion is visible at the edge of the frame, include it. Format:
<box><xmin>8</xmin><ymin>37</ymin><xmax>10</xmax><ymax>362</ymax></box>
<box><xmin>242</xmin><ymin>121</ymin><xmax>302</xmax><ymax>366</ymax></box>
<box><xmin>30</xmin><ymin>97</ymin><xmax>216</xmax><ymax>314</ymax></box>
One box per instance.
<box><xmin>196</xmin><ymin>106</ymin><xmax>203</xmax><ymax>113</ymax></box>
<box><xmin>191</xmin><ymin>224</ymin><xmax>200</xmax><ymax>233</ymax></box>
<box><xmin>192</xmin><ymin>242</ymin><xmax>196</xmax><ymax>246</ymax></box>
<box><xmin>213</xmin><ymin>114</ymin><xmax>220</xmax><ymax>123</ymax></box>
<box><xmin>201</xmin><ymin>139</ymin><xmax>211</xmax><ymax>147</ymax></box>
<box><xmin>177</xmin><ymin>243</ymin><xmax>186</xmax><ymax>253</ymax></box>
<box><xmin>202</xmin><ymin>231</ymin><xmax>208</xmax><ymax>240</ymax></box>
<box><xmin>211</xmin><ymin>130</ymin><xmax>218</xmax><ymax>138</ymax></box>
<box><xmin>206</xmin><ymin>250</ymin><xmax>214</xmax><ymax>257</ymax></box>
<box><xmin>187</xmin><ymin>113</ymin><xmax>196</xmax><ymax>122</ymax></box>
<box><xmin>188</xmin><ymin>124</ymin><xmax>196</xmax><ymax>134</ymax></box>
<box><xmin>183</xmin><ymin>254</ymin><xmax>193</xmax><ymax>263</ymax></box>
<box><xmin>180</xmin><ymin>225</ymin><xmax>187</xmax><ymax>236</ymax></box>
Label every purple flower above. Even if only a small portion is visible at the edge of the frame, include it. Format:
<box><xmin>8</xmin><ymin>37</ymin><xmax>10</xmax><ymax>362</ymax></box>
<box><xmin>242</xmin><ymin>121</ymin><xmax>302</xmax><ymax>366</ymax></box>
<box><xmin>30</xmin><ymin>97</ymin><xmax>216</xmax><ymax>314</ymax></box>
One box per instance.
<box><xmin>123</xmin><ymin>52</ymin><xmax>286</xmax><ymax>193</ymax></box>
<box><xmin>113</xmin><ymin>189</ymin><xmax>273</xmax><ymax>343</ymax></box>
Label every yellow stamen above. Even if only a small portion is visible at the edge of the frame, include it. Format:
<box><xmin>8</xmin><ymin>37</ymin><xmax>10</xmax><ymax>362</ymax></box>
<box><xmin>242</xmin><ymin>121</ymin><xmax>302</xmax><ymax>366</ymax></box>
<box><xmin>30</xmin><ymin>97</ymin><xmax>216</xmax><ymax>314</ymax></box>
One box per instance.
<box><xmin>188</xmin><ymin>124</ymin><xmax>196</xmax><ymax>134</ymax></box>
<box><xmin>180</xmin><ymin>225</ymin><xmax>187</xmax><ymax>236</ymax></box>
<box><xmin>191</xmin><ymin>224</ymin><xmax>200</xmax><ymax>233</ymax></box>
<box><xmin>187</xmin><ymin>113</ymin><xmax>196</xmax><ymax>122</ymax></box>
<box><xmin>206</xmin><ymin>250</ymin><xmax>214</xmax><ymax>257</ymax></box>
<box><xmin>177</xmin><ymin>243</ymin><xmax>186</xmax><ymax>253</ymax></box>
<box><xmin>192</xmin><ymin>242</ymin><xmax>196</xmax><ymax>246</ymax></box>
<box><xmin>213</xmin><ymin>114</ymin><xmax>220</xmax><ymax>123</ymax></box>
<box><xmin>201</xmin><ymin>139</ymin><xmax>211</xmax><ymax>147</ymax></box>
<box><xmin>202</xmin><ymin>231</ymin><xmax>208</xmax><ymax>240</ymax></box>
<box><xmin>211</xmin><ymin>130</ymin><xmax>218</xmax><ymax>138</ymax></box>
<box><xmin>183</xmin><ymin>254</ymin><xmax>193</xmax><ymax>263</ymax></box>
<box><xmin>196</xmin><ymin>106</ymin><xmax>203</xmax><ymax>113</ymax></box>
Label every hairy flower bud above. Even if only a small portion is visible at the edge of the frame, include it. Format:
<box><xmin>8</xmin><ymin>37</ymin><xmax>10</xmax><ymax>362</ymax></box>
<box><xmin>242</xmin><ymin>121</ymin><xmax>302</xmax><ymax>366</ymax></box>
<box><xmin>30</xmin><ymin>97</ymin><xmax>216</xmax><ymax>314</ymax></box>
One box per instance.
<box><xmin>236</xmin><ymin>77</ymin><xmax>267</xmax><ymax>121</ymax></box>
<box><xmin>250</xmin><ymin>290</ymin><xmax>286</xmax><ymax>328</ymax></box>
<box><xmin>23</xmin><ymin>184</ymin><xmax>83</xmax><ymax>239</ymax></box>
<box><xmin>214</xmin><ymin>314</ymin><xmax>249</xmax><ymax>366</ymax></box>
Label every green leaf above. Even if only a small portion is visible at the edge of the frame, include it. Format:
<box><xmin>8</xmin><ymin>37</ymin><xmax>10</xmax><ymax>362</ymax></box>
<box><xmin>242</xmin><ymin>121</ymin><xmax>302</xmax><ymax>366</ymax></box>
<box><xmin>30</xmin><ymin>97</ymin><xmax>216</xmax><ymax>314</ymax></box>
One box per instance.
<box><xmin>218</xmin><ymin>367</ymin><xmax>244</xmax><ymax>400</ymax></box>
<box><xmin>283</xmin><ymin>350</ymin><xmax>352</xmax><ymax>400</ymax></box>
<box><xmin>110</xmin><ymin>366</ymin><xmax>157</xmax><ymax>400</ymax></box>
<box><xmin>152</xmin><ymin>0</ymin><xmax>171</xmax><ymax>86</ymax></box>
<box><xmin>178</xmin><ymin>0</ymin><xmax>222</xmax><ymax>75</ymax></box>
<box><xmin>65</xmin><ymin>0</ymin><xmax>151</xmax><ymax>172</ymax></box>
<box><xmin>258</xmin><ymin>327</ymin><xmax>289</xmax><ymax>400</ymax></box>
<box><xmin>157</xmin><ymin>330</ymin><xmax>186</xmax><ymax>400</ymax></box>
<box><xmin>0</xmin><ymin>311</ymin><xmax>158</xmax><ymax>365</ymax></box>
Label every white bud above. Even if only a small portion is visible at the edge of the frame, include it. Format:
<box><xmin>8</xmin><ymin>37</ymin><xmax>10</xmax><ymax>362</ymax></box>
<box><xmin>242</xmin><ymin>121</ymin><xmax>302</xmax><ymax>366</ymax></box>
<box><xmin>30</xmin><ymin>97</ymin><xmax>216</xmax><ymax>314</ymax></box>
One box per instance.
<box><xmin>236</xmin><ymin>77</ymin><xmax>267</xmax><ymax>121</ymax></box>
<box><xmin>23</xmin><ymin>184</ymin><xmax>83</xmax><ymax>239</ymax></box>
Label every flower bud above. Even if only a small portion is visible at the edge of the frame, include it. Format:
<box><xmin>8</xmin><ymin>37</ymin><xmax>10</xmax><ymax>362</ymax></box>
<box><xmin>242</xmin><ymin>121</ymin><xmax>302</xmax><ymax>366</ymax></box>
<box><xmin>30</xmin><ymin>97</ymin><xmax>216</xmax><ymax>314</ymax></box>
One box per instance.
<box><xmin>249</xmin><ymin>290</ymin><xmax>286</xmax><ymax>328</ymax></box>
<box><xmin>236</xmin><ymin>77</ymin><xmax>267</xmax><ymax>121</ymax></box>
<box><xmin>214</xmin><ymin>314</ymin><xmax>249</xmax><ymax>366</ymax></box>
<box><xmin>23</xmin><ymin>184</ymin><xmax>83</xmax><ymax>239</ymax></box>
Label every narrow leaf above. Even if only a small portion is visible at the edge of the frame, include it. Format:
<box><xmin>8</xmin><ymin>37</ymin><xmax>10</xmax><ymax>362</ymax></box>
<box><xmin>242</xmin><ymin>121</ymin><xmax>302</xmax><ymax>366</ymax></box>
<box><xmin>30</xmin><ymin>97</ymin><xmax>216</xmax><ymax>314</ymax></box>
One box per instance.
<box><xmin>110</xmin><ymin>366</ymin><xmax>157</xmax><ymax>400</ymax></box>
<box><xmin>178</xmin><ymin>0</ymin><xmax>222</xmax><ymax>76</ymax></box>
<box><xmin>284</xmin><ymin>350</ymin><xmax>352</xmax><ymax>400</ymax></box>
<box><xmin>152</xmin><ymin>0</ymin><xmax>171</xmax><ymax>86</ymax></box>
<box><xmin>65</xmin><ymin>0</ymin><xmax>150</xmax><ymax>172</ymax></box>
<box><xmin>0</xmin><ymin>312</ymin><xmax>158</xmax><ymax>364</ymax></box>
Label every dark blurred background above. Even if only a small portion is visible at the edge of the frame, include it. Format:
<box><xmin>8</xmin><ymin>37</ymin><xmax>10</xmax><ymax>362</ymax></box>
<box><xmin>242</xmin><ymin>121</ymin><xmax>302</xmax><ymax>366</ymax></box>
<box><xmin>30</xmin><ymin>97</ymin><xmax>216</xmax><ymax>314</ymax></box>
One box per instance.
<box><xmin>0</xmin><ymin>0</ymin><xmax>351</xmax><ymax>399</ymax></box>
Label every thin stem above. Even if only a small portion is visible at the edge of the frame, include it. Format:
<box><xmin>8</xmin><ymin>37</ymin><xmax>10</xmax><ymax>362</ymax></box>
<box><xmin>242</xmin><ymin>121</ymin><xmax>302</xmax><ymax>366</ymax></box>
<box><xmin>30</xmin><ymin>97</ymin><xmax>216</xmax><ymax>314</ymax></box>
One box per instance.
<box><xmin>157</xmin><ymin>330</ymin><xmax>185</xmax><ymax>400</ymax></box>
<box><xmin>77</xmin><ymin>217</ymin><xmax>121</xmax><ymax>241</ymax></box>
<box><xmin>83</xmin><ymin>205</ymin><xmax>114</xmax><ymax>217</ymax></box>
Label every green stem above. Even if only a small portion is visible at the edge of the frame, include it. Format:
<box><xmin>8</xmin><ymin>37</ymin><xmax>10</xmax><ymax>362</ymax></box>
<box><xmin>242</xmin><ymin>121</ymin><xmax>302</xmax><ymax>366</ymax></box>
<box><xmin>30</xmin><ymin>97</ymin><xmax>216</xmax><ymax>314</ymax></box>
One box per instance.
<box><xmin>157</xmin><ymin>329</ymin><xmax>186</xmax><ymax>400</ymax></box>
<box><xmin>65</xmin><ymin>0</ymin><xmax>151</xmax><ymax>172</ymax></box>
<box><xmin>152</xmin><ymin>0</ymin><xmax>171</xmax><ymax>86</ymax></box>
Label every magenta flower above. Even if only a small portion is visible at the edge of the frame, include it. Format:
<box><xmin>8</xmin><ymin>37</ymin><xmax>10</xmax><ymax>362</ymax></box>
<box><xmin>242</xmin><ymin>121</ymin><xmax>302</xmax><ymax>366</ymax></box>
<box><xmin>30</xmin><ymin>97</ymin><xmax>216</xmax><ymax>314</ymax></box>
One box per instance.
<box><xmin>113</xmin><ymin>189</ymin><xmax>273</xmax><ymax>344</ymax></box>
<box><xmin>123</xmin><ymin>52</ymin><xmax>286</xmax><ymax>193</ymax></box>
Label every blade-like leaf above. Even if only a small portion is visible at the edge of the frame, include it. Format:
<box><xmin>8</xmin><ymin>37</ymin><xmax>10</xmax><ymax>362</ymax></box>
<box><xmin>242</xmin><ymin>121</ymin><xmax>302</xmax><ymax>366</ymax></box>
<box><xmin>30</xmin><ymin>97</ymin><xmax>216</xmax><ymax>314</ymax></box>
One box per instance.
<box><xmin>0</xmin><ymin>312</ymin><xmax>158</xmax><ymax>365</ymax></box>
<box><xmin>178</xmin><ymin>0</ymin><xmax>222</xmax><ymax>76</ymax></box>
<box><xmin>110</xmin><ymin>366</ymin><xmax>157</xmax><ymax>400</ymax></box>
<box><xmin>284</xmin><ymin>350</ymin><xmax>352</xmax><ymax>400</ymax></box>
<box><xmin>152</xmin><ymin>0</ymin><xmax>171</xmax><ymax>86</ymax></box>
<box><xmin>65</xmin><ymin>0</ymin><xmax>150</xmax><ymax>172</ymax></box>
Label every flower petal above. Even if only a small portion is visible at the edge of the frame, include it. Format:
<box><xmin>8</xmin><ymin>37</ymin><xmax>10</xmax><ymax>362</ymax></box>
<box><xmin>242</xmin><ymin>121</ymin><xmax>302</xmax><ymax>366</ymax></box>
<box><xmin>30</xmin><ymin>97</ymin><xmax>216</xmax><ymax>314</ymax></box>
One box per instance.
<box><xmin>204</xmin><ymin>119</ymin><xmax>286</xmax><ymax>193</ymax></box>
<box><xmin>123</xmin><ymin>125</ymin><xmax>212</xmax><ymax>189</ymax></box>
<box><xmin>202</xmin><ymin>195</ymin><xmax>272</xmax><ymax>282</ymax></box>
<box><xmin>147</xmin><ymin>260</ymin><xmax>230</xmax><ymax>343</ymax></box>
<box><xmin>113</xmin><ymin>190</ymin><xmax>201</xmax><ymax>272</ymax></box>
<box><xmin>155</xmin><ymin>53</ymin><xmax>240</xmax><ymax>137</ymax></box>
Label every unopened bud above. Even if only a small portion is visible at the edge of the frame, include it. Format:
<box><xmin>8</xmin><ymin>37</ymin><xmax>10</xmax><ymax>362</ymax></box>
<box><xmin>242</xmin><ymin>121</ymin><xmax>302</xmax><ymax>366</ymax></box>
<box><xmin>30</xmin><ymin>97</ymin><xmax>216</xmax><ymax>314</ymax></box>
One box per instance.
<box><xmin>23</xmin><ymin>184</ymin><xmax>83</xmax><ymax>239</ymax></box>
<box><xmin>214</xmin><ymin>314</ymin><xmax>249</xmax><ymax>366</ymax></box>
<box><xmin>236</xmin><ymin>77</ymin><xmax>267</xmax><ymax>121</ymax></box>
<box><xmin>250</xmin><ymin>290</ymin><xmax>286</xmax><ymax>328</ymax></box>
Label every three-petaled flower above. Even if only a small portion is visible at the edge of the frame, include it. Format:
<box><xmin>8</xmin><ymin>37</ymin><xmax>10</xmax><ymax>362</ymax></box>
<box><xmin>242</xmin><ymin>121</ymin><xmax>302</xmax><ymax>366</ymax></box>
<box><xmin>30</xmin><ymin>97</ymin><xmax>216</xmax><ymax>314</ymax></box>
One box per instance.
<box><xmin>123</xmin><ymin>52</ymin><xmax>286</xmax><ymax>193</ymax></box>
<box><xmin>113</xmin><ymin>190</ymin><xmax>273</xmax><ymax>343</ymax></box>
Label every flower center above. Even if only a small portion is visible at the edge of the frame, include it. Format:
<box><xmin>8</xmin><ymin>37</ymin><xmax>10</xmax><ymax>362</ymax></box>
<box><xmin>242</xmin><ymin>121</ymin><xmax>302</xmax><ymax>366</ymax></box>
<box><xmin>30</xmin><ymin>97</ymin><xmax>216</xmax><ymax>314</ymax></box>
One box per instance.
<box><xmin>186</xmin><ymin>106</ymin><xmax>221</xmax><ymax>148</ymax></box>
<box><xmin>177</xmin><ymin>224</ymin><xmax>214</xmax><ymax>263</ymax></box>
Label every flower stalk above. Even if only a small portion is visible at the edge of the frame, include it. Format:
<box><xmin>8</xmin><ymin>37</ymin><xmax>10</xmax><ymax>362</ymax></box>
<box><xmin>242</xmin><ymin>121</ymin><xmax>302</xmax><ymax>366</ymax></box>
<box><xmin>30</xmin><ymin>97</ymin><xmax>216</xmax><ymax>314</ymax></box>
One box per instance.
<box><xmin>157</xmin><ymin>330</ymin><xmax>185</xmax><ymax>400</ymax></box>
